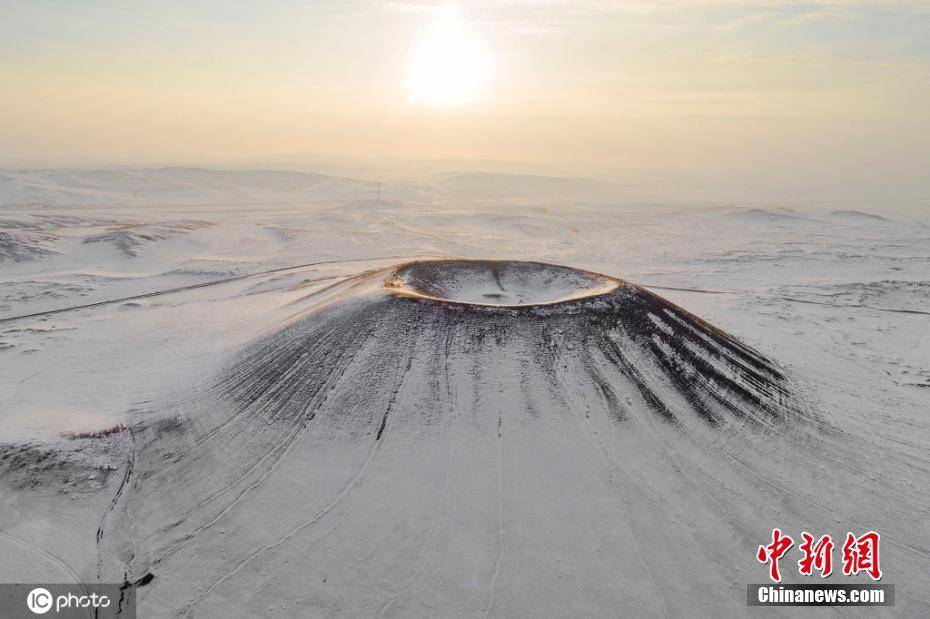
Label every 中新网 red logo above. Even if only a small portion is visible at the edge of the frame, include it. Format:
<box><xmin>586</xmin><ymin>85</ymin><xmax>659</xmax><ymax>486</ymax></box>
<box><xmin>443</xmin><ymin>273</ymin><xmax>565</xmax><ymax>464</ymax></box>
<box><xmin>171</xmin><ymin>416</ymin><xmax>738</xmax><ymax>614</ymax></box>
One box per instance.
<box><xmin>757</xmin><ymin>529</ymin><xmax>881</xmax><ymax>582</ymax></box>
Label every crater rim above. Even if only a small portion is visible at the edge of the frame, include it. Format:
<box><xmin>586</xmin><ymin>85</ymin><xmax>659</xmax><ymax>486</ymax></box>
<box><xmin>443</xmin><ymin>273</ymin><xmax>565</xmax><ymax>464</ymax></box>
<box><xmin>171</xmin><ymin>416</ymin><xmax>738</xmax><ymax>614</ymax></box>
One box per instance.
<box><xmin>384</xmin><ymin>259</ymin><xmax>625</xmax><ymax>308</ymax></box>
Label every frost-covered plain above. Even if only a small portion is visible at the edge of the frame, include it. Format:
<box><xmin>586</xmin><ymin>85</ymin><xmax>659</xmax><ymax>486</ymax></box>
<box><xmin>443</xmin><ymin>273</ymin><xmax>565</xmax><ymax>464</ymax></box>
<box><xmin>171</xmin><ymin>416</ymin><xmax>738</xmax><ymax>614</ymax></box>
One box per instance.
<box><xmin>1</xmin><ymin>168</ymin><xmax>928</xmax><ymax>617</ymax></box>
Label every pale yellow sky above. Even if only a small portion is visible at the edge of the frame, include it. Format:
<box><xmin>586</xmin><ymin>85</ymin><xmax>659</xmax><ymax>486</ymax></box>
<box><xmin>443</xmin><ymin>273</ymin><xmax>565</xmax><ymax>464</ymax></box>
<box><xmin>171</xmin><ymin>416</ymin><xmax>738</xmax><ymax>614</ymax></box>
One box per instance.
<box><xmin>2</xmin><ymin>1</ymin><xmax>929</xmax><ymax>200</ymax></box>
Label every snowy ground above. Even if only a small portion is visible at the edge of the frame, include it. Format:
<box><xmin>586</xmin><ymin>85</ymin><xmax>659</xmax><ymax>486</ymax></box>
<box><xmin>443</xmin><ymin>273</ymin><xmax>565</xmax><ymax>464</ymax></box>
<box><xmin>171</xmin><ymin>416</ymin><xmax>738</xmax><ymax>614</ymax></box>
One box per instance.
<box><xmin>0</xmin><ymin>168</ymin><xmax>928</xmax><ymax>617</ymax></box>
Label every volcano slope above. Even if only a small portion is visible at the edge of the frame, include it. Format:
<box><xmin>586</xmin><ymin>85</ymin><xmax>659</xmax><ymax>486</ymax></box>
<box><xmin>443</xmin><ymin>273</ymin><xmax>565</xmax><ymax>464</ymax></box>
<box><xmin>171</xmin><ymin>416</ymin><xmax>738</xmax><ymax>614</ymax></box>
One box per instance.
<box><xmin>100</xmin><ymin>260</ymin><xmax>926</xmax><ymax>617</ymax></box>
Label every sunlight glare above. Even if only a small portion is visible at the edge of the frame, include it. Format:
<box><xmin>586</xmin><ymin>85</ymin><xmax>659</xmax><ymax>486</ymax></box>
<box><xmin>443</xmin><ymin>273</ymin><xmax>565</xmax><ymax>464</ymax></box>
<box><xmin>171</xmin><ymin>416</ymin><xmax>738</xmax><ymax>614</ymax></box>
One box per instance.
<box><xmin>408</xmin><ymin>11</ymin><xmax>488</xmax><ymax>105</ymax></box>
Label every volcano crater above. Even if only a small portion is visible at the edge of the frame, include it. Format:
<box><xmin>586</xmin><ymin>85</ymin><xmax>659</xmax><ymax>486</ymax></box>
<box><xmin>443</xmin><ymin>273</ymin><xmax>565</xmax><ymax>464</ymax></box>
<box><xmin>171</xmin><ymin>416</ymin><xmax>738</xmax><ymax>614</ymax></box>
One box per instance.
<box><xmin>385</xmin><ymin>259</ymin><xmax>623</xmax><ymax>307</ymax></box>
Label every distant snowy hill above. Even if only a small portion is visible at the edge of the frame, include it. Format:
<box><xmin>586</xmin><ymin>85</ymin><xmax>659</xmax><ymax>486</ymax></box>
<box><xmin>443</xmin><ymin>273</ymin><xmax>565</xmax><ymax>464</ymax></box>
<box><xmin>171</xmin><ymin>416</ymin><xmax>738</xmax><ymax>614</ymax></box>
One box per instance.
<box><xmin>0</xmin><ymin>167</ymin><xmax>380</xmax><ymax>207</ymax></box>
<box><xmin>0</xmin><ymin>167</ymin><xmax>638</xmax><ymax>209</ymax></box>
<box><xmin>432</xmin><ymin>172</ymin><xmax>615</xmax><ymax>200</ymax></box>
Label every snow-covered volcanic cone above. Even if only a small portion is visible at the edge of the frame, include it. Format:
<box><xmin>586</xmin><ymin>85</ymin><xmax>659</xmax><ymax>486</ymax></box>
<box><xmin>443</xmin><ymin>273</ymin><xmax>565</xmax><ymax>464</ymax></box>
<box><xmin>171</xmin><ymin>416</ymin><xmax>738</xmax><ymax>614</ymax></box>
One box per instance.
<box><xmin>103</xmin><ymin>259</ymin><xmax>816</xmax><ymax>616</ymax></box>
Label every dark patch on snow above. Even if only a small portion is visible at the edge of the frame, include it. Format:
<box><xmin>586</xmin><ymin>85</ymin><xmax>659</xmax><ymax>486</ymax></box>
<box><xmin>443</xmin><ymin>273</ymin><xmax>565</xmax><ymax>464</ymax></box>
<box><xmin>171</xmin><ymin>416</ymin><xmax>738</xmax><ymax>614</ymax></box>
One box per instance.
<box><xmin>0</xmin><ymin>439</ymin><xmax>126</xmax><ymax>494</ymax></box>
<box><xmin>82</xmin><ymin>220</ymin><xmax>212</xmax><ymax>257</ymax></box>
<box><xmin>828</xmin><ymin>209</ymin><xmax>890</xmax><ymax>222</ymax></box>
<box><xmin>0</xmin><ymin>230</ymin><xmax>59</xmax><ymax>261</ymax></box>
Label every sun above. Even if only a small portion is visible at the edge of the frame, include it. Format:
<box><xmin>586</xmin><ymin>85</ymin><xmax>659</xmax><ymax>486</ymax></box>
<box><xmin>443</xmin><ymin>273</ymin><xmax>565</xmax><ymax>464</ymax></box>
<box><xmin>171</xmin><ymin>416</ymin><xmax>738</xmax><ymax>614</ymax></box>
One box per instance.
<box><xmin>408</xmin><ymin>11</ymin><xmax>488</xmax><ymax>105</ymax></box>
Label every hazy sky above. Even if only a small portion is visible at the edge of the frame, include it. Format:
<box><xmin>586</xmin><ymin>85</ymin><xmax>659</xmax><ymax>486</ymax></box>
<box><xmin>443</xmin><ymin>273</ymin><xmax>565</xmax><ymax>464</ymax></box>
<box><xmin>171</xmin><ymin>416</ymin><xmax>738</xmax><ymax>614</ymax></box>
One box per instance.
<box><xmin>2</xmin><ymin>1</ymin><xmax>929</xmax><ymax>201</ymax></box>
